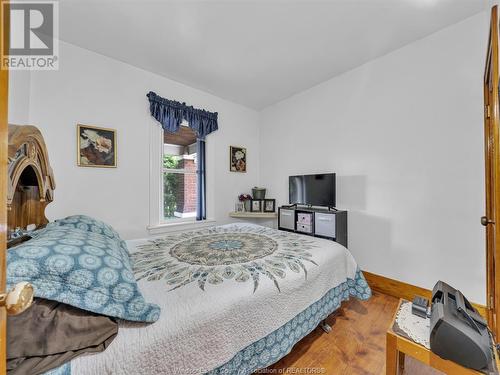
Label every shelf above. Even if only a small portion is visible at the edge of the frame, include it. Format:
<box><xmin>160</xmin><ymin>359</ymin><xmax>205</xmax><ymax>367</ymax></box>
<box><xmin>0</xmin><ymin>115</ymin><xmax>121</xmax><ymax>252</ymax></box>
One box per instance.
<box><xmin>277</xmin><ymin>205</ymin><xmax>348</xmax><ymax>248</ymax></box>
<box><xmin>229</xmin><ymin>211</ymin><xmax>277</xmax><ymax>219</ymax></box>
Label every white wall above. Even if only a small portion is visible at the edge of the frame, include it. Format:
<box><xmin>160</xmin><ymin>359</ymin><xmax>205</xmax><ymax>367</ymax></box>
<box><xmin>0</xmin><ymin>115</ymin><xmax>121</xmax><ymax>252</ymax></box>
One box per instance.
<box><xmin>259</xmin><ymin>13</ymin><xmax>488</xmax><ymax>303</ymax></box>
<box><xmin>9</xmin><ymin>40</ymin><xmax>260</xmax><ymax>239</ymax></box>
<box><xmin>8</xmin><ymin>70</ymin><xmax>30</xmax><ymax>124</ymax></box>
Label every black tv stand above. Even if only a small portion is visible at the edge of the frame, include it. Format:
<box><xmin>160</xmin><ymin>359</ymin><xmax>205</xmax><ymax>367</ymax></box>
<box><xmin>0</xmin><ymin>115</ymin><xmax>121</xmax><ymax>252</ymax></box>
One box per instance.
<box><xmin>278</xmin><ymin>205</ymin><xmax>348</xmax><ymax>248</ymax></box>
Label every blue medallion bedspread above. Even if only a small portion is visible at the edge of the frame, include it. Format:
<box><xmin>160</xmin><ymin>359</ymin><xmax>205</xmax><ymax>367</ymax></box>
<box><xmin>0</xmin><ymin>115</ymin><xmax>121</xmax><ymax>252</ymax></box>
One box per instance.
<box><xmin>63</xmin><ymin>223</ymin><xmax>371</xmax><ymax>375</ymax></box>
<box><xmin>207</xmin><ymin>269</ymin><xmax>370</xmax><ymax>375</ymax></box>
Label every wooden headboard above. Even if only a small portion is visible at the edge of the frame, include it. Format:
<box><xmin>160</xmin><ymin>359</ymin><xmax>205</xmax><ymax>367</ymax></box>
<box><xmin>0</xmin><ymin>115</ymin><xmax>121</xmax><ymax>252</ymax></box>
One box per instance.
<box><xmin>7</xmin><ymin>125</ymin><xmax>55</xmax><ymax>235</ymax></box>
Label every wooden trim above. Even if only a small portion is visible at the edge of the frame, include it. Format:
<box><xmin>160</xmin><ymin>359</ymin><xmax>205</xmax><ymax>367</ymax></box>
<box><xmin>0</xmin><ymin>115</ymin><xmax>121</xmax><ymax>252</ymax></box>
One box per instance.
<box><xmin>386</xmin><ymin>329</ymin><xmax>398</xmax><ymax>374</ymax></box>
<box><xmin>0</xmin><ymin>1</ymin><xmax>8</xmax><ymax>372</ymax></box>
<box><xmin>364</xmin><ymin>271</ymin><xmax>488</xmax><ymax>319</ymax></box>
<box><xmin>484</xmin><ymin>5</ymin><xmax>500</xmax><ymax>340</ymax></box>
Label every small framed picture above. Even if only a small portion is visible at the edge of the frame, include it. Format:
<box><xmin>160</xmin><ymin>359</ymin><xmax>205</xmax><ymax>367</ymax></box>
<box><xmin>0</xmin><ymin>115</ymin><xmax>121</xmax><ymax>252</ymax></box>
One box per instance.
<box><xmin>235</xmin><ymin>202</ymin><xmax>244</xmax><ymax>212</ymax></box>
<box><xmin>250</xmin><ymin>199</ymin><xmax>262</xmax><ymax>212</ymax></box>
<box><xmin>263</xmin><ymin>199</ymin><xmax>276</xmax><ymax>213</ymax></box>
<box><xmin>230</xmin><ymin>146</ymin><xmax>247</xmax><ymax>173</ymax></box>
<box><xmin>77</xmin><ymin>124</ymin><xmax>117</xmax><ymax>168</ymax></box>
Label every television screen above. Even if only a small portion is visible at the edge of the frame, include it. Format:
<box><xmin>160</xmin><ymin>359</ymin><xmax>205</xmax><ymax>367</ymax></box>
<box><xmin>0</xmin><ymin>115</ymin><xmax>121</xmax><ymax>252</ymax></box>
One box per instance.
<box><xmin>289</xmin><ymin>173</ymin><xmax>336</xmax><ymax>207</ymax></box>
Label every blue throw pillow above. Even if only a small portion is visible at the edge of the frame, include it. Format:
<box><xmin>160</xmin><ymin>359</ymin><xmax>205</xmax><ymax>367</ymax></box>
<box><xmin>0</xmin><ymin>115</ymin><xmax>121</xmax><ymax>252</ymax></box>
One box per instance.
<box><xmin>7</xmin><ymin>226</ymin><xmax>160</xmax><ymax>323</ymax></box>
<box><xmin>41</xmin><ymin>214</ymin><xmax>129</xmax><ymax>256</ymax></box>
<box><xmin>48</xmin><ymin>215</ymin><xmax>123</xmax><ymax>242</ymax></box>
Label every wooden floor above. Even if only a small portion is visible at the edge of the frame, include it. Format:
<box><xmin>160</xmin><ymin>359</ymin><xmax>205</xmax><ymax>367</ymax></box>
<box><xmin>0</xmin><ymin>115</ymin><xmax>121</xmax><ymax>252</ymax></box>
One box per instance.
<box><xmin>266</xmin><ymin>291</ymin><xmax>441</xmax><ymax>375</ymax></box>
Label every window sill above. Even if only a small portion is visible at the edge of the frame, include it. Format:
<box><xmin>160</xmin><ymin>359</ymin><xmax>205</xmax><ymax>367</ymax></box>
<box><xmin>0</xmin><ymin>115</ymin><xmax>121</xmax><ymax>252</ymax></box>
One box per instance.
<box><xmin>147</xmin><ymin>218</ymin><xmax>216</xmax><ymax>235</ymax></box>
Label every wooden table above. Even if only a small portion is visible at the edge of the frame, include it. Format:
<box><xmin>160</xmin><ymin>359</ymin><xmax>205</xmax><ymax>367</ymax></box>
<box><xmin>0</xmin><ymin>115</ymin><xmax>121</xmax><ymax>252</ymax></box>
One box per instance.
<box><xmin>386</xmin><ymin>299</ymin><xmax>499</xmax><ymax>375</ymax></box>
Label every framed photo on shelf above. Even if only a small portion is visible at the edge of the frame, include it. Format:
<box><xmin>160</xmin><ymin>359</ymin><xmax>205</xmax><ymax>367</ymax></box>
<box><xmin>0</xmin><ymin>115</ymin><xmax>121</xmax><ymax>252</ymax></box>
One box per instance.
<box><xmin>250</xmin><ymin>199</ymin><xmax>262</xmax><ymax>212</ymax></box>
<box><xmin>263</xmin><ymin>199</ymin><xmax>276</xmax><ymax>212</ymax></box>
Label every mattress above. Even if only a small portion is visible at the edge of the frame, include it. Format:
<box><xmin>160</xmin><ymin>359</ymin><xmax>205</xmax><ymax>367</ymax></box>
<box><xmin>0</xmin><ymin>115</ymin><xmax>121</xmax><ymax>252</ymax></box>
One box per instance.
<box><xmin>69</xmin><ymin>223</ymin><xmax>370</xmax><ymax>374</ymax></box>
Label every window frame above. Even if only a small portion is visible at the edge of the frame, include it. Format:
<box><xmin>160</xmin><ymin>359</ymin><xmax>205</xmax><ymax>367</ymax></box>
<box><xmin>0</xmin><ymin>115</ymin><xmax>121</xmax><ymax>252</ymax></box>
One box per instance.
<box><xmin>148</xmin><ymin>124</ymin><xmax>215</xmax><ymax>234</ymax></box>
<box><xmin>162</xmin><ymin>153</ymin><xmax>198</xmax><ymax>222</ymax></box>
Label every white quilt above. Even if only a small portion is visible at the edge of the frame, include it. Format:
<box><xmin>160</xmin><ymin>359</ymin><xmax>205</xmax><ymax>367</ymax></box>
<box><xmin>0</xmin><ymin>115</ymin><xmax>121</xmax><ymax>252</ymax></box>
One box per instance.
<box><xmin>71</xmin><ymin>223</ymin><xmax>361</xmax><ymax>375</ymax></box>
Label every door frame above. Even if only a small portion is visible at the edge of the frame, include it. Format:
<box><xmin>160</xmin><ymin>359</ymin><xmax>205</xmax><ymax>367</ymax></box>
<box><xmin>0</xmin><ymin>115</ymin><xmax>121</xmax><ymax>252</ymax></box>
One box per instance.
<box><xmin>0</xmin><ymin>0</ymin><xmax>9</xmax><ymax>372</ymax></box>
<box><xmin>484</xmin><ymin>5</ymin><xmax>500</xmax><ymax>340</ymax></box>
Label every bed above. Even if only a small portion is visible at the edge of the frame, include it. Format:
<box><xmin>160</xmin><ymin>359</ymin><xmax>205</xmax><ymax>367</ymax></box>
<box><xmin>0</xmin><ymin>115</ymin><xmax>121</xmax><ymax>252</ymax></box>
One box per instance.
<box><xmin>6</xmin><ymin>125</ymin><xmax>371</xmax><ymax>375</ymax></box>
<box><xmin>69</xmin><ymin>223</ymin><xmax>370</xmax><ymax>374</ymax></box>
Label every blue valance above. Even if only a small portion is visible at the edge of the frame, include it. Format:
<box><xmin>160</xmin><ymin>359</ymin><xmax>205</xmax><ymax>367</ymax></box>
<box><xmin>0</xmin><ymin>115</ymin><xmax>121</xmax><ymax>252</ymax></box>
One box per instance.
<box><xmin>147</xmin><ymin>91</ymin><xmax>218</xmax><ymax>140</ymax></box>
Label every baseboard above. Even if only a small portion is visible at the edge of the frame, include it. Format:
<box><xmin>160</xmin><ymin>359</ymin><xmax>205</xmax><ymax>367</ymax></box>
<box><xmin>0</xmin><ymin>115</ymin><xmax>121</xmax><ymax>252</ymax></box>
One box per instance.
<box><xmin>363</xmin><ymin>271</ymin><xmax>488</xmax><ymax>319</ymax></box>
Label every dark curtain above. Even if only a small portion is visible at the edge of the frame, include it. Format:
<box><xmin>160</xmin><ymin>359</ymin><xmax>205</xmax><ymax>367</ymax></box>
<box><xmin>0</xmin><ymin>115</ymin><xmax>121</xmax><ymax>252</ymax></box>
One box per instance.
<box><xmin>196</xmin><ymin>140</ymin><xmax>206</xmax><ymax>221</ymax></box>
<box><xmin>147</xmin><ymin>91</ymin><xmax>218</xmax><ymax>140</ymax></box>
<box><xmin>147</xmin><ymin>91</ymin><xmax>216</xmax><ymax>220</ymax></box>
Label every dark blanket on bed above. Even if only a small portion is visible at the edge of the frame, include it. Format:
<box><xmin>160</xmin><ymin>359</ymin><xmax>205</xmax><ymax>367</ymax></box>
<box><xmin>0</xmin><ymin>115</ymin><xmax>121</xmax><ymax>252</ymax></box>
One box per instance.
<box><xmin>7</xmin><ymin>298</ymin><xmax>118</xmax><ymax>375</ymax></box>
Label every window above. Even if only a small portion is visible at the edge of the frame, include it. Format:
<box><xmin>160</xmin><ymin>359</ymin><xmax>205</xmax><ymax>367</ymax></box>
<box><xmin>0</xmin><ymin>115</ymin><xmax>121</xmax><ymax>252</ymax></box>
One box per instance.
<box><xmin>162</xmin><ymin>126</ymin><xmax>198</xmax><ymax>221</ymax></box>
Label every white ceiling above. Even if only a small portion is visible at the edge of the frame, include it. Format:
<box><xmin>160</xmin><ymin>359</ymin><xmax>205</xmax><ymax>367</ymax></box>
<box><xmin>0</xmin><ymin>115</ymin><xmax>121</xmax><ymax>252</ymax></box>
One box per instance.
<box><xmin>58</xmin><ymin>0</ymin><xmax>486</xmax><ymax>110</ymax></box>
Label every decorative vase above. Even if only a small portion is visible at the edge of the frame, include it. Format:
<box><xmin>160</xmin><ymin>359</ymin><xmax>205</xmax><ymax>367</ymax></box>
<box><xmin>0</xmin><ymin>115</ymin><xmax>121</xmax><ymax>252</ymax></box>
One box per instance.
<box><xmin>244</xmin><ymin>200</ymin><xmax>251</xmax><ymax>212</ymax></box>
<box><xmin>252</xmin><ymin>187</ymin><xmax>266</xmax><ymax>200</ymax></box>
<box><xmin>235</xmin><ymin>202</ymin><xmax>244</xmax><ymax>212</ymax></box>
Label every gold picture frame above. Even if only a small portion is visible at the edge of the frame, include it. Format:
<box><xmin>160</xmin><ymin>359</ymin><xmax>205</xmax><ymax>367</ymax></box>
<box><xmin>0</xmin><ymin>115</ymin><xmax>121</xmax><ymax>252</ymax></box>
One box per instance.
<box><xmin>230</xmin><ymin>145</ymin><xmax>246</xmax><ymax>172</ymax></box>
<box><xmin>77</xmin><ymin>124</ymin><xmax>117</xmax><ymax>168</ymax></box>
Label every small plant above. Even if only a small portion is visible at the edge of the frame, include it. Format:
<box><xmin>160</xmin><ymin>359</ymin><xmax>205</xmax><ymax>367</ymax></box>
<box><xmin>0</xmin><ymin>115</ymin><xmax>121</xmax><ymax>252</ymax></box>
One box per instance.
<box><xmin>238</xmin><ymin>193</ymin><xmax>252</xmax><ymax>201</ymax></box>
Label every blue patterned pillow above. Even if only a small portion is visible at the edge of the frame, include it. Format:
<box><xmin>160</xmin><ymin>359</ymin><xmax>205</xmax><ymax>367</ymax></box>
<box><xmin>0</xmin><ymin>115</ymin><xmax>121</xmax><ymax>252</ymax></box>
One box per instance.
<box><xmin>43</xmin><ymin>215</ymin><xmax>129</xmax><ymax>256</ymax></box>
<box><xmin>48</xmin><ymin>215</ymin><xmax>123</xmax><ymax>243</ymax></box>
<box><xmin>7</xmin><ymin>226</ymin><xmax>160</xmax><ymax>323</ymax></box>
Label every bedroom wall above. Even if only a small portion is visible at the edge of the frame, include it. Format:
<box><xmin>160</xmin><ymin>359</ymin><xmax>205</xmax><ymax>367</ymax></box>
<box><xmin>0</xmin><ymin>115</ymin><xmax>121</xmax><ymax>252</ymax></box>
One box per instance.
<box><xmin>8</xmin><ymin>71</ymin><xmax>30</xmax><ymax>125</ymax></box>
<box><xmin>9</xmin><ymin>40</ymin><xmax>260</xmax><ymax>239</ymax></box>
<box><xmin>259</xmin><ymin>13</ymin><xmax>488</xmax><ymax>303</ymax></box>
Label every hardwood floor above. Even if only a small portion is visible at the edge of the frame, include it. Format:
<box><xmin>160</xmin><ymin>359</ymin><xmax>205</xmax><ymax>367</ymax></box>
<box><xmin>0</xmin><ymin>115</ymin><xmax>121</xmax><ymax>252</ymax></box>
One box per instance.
<box><xmin>265</xmin><ymin>291</ymin><xmax>442</xmax><ymax>375</ymax></box>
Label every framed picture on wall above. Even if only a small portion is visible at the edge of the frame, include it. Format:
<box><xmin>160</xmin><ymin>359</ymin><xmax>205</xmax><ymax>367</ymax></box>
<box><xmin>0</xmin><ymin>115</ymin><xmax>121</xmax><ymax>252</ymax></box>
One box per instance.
<box><xmin>250</xmin><ymin>199</ymin><xmax>262</xmax><ymax>212</ymax></box>
<box><xmin>77</xmin><ymin>124</ymin><xmax>117</xmax><ymax>168</ymax></box>
<box><xmin>230</xmin><ymin>146</ymin><xmax>246</xmax><ymax>172</ymax></box>
<box><xmin>263</xmin><ymin>199</ymin><xmax>276</xmax><ymax>212</ymax></box>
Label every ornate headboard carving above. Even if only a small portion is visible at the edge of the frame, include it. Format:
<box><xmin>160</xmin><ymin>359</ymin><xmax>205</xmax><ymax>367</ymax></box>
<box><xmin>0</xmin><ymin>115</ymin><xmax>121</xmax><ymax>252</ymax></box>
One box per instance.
<box><xmin>7</xmin><ymin>125</ymin><xmax>55</xmax><ymax>233</ymax></box>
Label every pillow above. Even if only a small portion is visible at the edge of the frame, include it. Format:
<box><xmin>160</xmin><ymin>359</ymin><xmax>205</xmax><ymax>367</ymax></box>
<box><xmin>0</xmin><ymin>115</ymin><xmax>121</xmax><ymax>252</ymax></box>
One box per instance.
<box><xmin>8</xmin><ymin>298</ymin><xmax>118</xmax><ymax>375</ymax></box>
<box><xmin>47</xmin><ymin>215</ymin><xmax>123</xmax><ymax>242</ymax></box>
<box><xmin>7</xmin><ymin>226</ymin><xmax>160</xmax><ymax>323</ymax></box>
<box><xmin>42</xmin><ymin>214</ymin><xmax>129</xmax><ymax>256</ymax></box>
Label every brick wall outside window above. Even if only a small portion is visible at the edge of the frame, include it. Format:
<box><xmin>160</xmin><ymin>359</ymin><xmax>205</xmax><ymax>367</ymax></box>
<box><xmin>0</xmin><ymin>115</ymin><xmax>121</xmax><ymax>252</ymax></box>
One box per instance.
<box><xmin>176</xmin><ymin>157</ymin><xmax>197</xmax><ymax>214</ymax></box>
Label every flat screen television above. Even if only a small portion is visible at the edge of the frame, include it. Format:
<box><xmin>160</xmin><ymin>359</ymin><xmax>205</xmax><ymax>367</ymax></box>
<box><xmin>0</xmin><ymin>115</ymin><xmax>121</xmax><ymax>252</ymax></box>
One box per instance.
<box><xmin>289</xmin><ymin>173</ymin><xmax>336</xmax><ymax>207</ymax></box>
